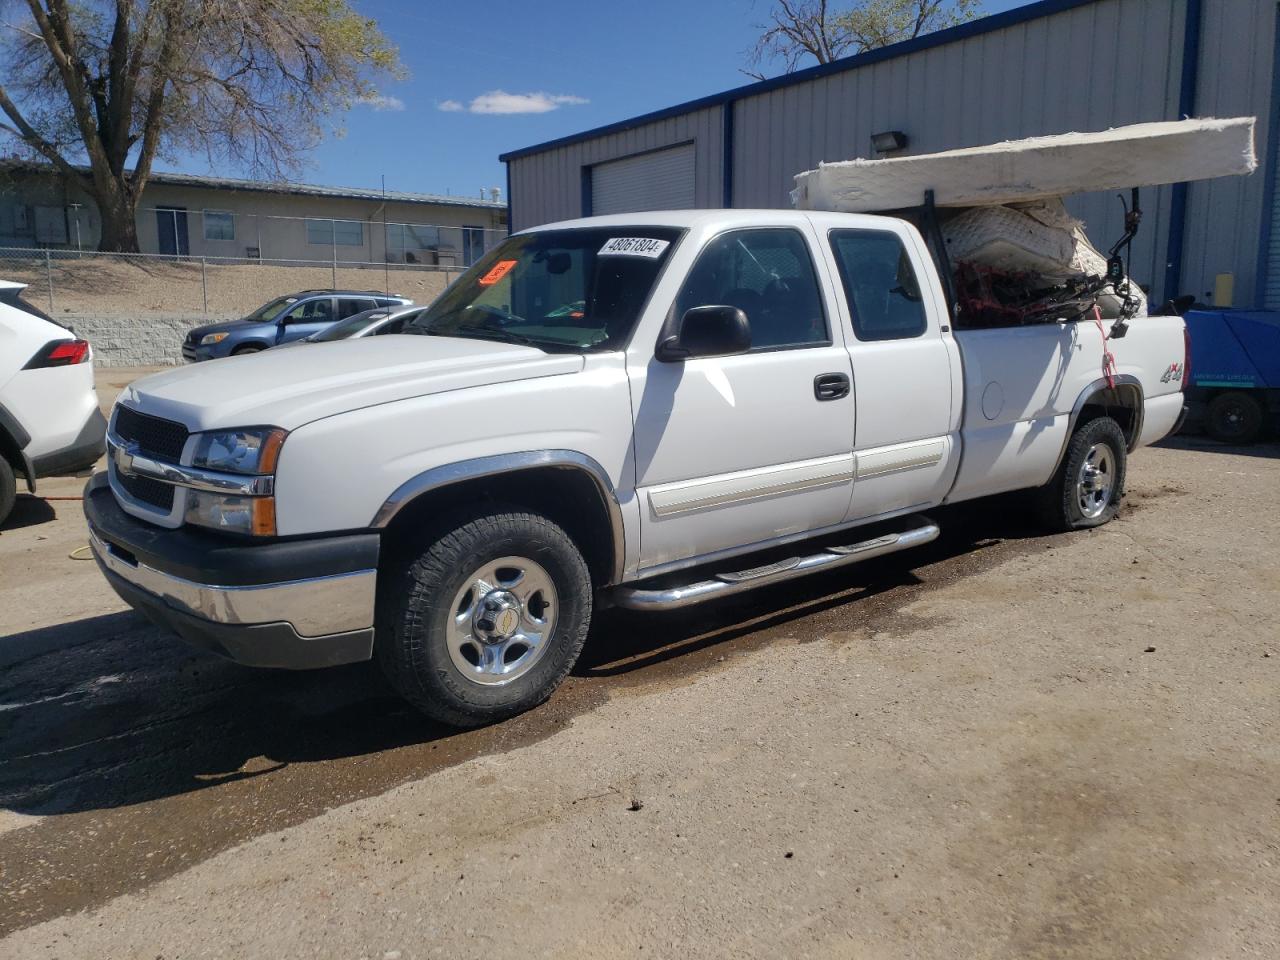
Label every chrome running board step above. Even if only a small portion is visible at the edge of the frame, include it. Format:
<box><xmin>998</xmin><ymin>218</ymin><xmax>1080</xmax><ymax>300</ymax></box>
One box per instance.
<box><xmin>612</xmin><ymin>515</ymin><xmax>940</xmax><ymax>611</ymax></box>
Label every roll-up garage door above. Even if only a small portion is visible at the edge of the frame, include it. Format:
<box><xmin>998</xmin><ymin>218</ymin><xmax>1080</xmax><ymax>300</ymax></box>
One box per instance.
<box><xmin>590</xmin><ymin>143</ymin><xmax>696</xmax><ymax>215</ymax></box>
<box><xmin>1267</xmin><ymin>153</ymin><xmax>1280</xmax><ymax>308</ymax></box>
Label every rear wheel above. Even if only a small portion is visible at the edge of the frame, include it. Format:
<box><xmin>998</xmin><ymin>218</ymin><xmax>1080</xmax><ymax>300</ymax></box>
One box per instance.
<box><xmin>0</xmin><ymin>457</ymin><xmax>15</xmax><ymax>528</ymax></box>
<box><xmin>378</xmin><ymin>509</ymin><xmax>592</xmax><ymax>728</ymax></box>
<box><xmin>1034</xmin><ymin>416</ymin><xmax>1127</xmax><ymax>532</ymax></box>
<box><xmin>1205</xmin><ymin>391</ymin><xmax>1263</xmax><ymax>444</ymax></box>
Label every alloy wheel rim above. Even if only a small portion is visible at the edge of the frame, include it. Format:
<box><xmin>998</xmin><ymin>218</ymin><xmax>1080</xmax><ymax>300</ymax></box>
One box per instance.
<box><xmin>447</xmin><ymin>556</ymin><xmax>558</xmax><ymax>685</ymax></box>
<box><xmin>1077</xmin><ymin>442</ymin><xmax>1115</xmax><ymax>519</ymax></box>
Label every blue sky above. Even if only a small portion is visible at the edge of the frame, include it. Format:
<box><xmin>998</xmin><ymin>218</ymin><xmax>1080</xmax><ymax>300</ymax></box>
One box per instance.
<box><xmin>171</xmin><ymin>0</ymin><xmax>1034</xmax><ymax>199</ymax></box>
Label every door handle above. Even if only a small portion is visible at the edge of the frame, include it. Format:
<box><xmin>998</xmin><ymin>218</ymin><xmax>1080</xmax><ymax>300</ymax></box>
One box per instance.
<box><xmin>813</xmin><ymin>372</ymin><xmax>850</xmax><ymax>401</ymax></box>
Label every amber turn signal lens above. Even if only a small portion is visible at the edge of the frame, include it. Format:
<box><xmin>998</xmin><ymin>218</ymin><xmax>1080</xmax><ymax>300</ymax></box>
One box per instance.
<box><xmin>251</xmin><ymin>497</ymin><xmax>277</xmax><ymax>537</ymax></box>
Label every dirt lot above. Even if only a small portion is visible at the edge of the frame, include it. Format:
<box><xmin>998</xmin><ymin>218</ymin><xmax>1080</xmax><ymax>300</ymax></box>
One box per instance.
<box><xmin>0</xmin><ymin>371</ymin><xmax>1277</xmax><ymax>958</ymax></box>
<box><xmin>3</xmin><ymin>255</ymin><xmax>456</xmax><ymax>318</ymax></box>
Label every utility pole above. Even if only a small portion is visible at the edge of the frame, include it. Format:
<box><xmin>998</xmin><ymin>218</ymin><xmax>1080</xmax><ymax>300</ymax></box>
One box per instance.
<box><xmin>382</xmin><ymin>175</ymin><xmax>390</xmax><ymax>296</ymax></box>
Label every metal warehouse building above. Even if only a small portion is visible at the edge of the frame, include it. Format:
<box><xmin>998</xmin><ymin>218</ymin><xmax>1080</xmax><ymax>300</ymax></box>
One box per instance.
<box><xmin>502</xmin><ymin>0</ymin><xmax>1280</xmax><ymax>309</ymax></box>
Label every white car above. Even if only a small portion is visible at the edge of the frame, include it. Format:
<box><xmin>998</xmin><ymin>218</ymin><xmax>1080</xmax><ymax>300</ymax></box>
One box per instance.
<box><xmin>276</xmin><ymin>304</ymin><xmax>427</xmax><ymax>347</ymax></box>
<box><xmin>85</xmin><ymin>210</ymin><xmax>1187</xmax><ymax>727</ymax></box>
<box><xmin>0</xmin><ymin>280</ymin><xmax>105</xmax><ymax>525</ymax></box>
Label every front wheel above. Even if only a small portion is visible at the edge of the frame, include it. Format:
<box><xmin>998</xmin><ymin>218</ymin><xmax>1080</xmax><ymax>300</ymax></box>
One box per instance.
<box><xmin>378</xmin><ymin>509</ymin><xmax>592</xmax><ymax>727</ymax></box>
<box><xmin>1034</xmin><ymin>416</ymin><xmax>1127</xmax><ymax>532</ymax></box>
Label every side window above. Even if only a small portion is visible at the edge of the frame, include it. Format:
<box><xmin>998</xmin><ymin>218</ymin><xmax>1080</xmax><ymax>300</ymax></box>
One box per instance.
<box><xmin>282</xmin><ymin>298</ymin><xmax>333</xmax><ymax>323</ymax></box>
<box><xmin>674</xmin><ymin>228</ymin><xmax>827</xmax><ymax>350</ymax></box>
<box><xmin>373</xmin><ymin>318</ymin><xmax>406</xmax><ymax>336</ymax></box>
<box><xmin>336</xmin><ymin>298</ymin><xmax>375</xmax><ymax>320</ymax></box>
<box><xmin>828</xmin><ymin>230</ymin><xmax>926</xmax><ymax>341</ymax></box>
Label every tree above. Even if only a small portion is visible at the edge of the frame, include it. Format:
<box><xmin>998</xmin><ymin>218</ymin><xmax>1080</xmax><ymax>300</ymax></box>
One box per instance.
<box><xmin>0</xmin><ymin>1</ymin><xmax>400</xmax><ymax>251</ymax></box>
<box><xmin>745</xmin><ymin>0</ymin><xmax>982</xmax><ymax>79</ymax></box>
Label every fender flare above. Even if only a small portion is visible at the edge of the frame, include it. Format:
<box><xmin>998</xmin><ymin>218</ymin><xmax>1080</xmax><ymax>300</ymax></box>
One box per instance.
<box><xmin>370</xmin><ymin>450</ymin><xmax>626</xmax><ymax>585</ymax></box>
<box><xmin>0</xmin><ymin>401</ymin><xmax>36</xmax><ymax>493</ymax></box>
<box><xmin>1048</xmin><ymin>374</ymin><xmax>1144</xmax><ymax>479</ymax></box>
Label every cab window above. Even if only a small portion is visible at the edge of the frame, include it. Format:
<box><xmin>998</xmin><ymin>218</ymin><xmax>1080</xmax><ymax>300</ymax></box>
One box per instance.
<box><xmin>828</xmin><ymin>230</ymin><xmax>927</xmax><ymax>341</ymax></box>
<box><xmin>674</xmin><ymin>228</ymin><xmax>827</xmax><ymax>350</ymax></box>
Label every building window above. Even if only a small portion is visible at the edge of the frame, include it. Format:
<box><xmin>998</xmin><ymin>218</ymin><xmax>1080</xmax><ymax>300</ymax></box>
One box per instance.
<box><xmin>203</xmin><ymin>210</ymin><xmax>235</xmax><ymax>241</ymax></box>
<box><xmin>306</xmin><ymin>218</ymin><xmax>364</xmax><ymax>247</ymax></box>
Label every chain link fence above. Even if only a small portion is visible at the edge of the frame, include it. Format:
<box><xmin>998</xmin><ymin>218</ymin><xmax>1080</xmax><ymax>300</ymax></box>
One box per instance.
<box><xmin>0</xmin><ymin>213</ymin><xmax>507</xmax><ymax>321</ymax></box>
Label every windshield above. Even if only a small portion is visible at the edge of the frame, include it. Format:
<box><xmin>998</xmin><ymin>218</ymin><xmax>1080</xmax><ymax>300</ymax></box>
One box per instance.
<box><xmin>246</xmin><ymin>296</ymin><xmax>297</xmax><ymax>322</ymax></box>
<box><xmin>407</xmin><ymin>227</ymin><xmax>682</xmax><ymax>351</ymax></box>
<box><xmin>312</xmin><ymin>309</ymin><xmax>389</xmax><ymax>342</ymax></box>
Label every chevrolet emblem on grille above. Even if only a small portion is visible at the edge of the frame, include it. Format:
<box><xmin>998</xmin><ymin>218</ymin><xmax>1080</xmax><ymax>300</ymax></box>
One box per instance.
<box><xmin>113</xmin><ymin>439</ymin><xmax>142</xmax><ymax>476</ymax></box>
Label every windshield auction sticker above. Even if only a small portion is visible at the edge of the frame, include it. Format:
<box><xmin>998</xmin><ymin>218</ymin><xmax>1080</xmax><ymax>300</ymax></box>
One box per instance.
<box><xmin>598</xmin><ymin>237</ymin><xmax>671</xmax><ymax>259</ymax></box>
<box><xmin>478</xmin><ymin>259</ymin><xmax>518</xmax><ymax>286</ymax></box>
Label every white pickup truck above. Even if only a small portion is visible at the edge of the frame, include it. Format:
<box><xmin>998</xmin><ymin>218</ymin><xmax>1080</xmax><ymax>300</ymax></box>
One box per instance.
<box><xmin>86</xmin><ymin>209</ymin><xmax>1188</xmax><ymax>726</ymax></box>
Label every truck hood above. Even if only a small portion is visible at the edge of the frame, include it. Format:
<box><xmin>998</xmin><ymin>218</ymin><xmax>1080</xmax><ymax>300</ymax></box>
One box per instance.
<box><xmin>118</xmin><ymin>335</ymin><xmax>585</xmax><ymax>432</ymax></box>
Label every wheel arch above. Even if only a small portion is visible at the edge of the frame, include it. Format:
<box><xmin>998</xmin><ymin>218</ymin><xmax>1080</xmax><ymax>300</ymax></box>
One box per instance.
<box><xmin>0</xmin><ymin>401</ymin><xmax>35</xmax><ymax>492</ymax></box>
<box><xmin>1048</xmin><ymin>375</ymin><xmax>1144</xmax><ymax>478</ymax></box>
<box><xmin>371</xmin><ymin>450</ymin><xmax>625</xmax><ymax>587</ymax></box>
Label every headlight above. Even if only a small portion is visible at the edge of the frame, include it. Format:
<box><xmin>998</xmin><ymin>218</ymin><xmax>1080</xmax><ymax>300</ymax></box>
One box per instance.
<box><xmin>200</xmin><ymin>332</ymin><xmax>230</xmax><ymax>345</ymax></box>
<box><xmin>191</xmin><ymin>428</ymin><xmax>286</xmax><ymax>475</ymax></box>
<box><xmin>185</xmin><ymin>490</ymin><xmax>277</xmax><ymax>536</ymax></box>
<box><xmin>185</xmin><ymin>427</ymin><xmax>286</xmax><ymax>536</ymax></box>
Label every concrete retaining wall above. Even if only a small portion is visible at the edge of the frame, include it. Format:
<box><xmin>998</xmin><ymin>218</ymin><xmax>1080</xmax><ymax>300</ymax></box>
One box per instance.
<box><xmin>68</xmin><ymin>314</ymin><xmax>207</xmax><ymax>367</ymax></box>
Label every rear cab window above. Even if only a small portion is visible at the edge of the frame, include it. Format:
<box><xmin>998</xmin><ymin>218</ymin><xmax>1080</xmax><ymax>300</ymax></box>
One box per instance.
<box><xmin>828</xmin><ymin>230</ymin><xmax>927</xmax><ymax>341</ymax></box>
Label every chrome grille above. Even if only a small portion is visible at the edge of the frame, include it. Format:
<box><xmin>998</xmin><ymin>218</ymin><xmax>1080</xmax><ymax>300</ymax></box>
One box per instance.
<box><xmin>116</xmin><ymin>469</ymin><xmax>176</xmax><ymax>511</ymax></box>
<box><xmin>114</xmin><ymin>406</ymin><xmax>189</xmax><ymax>462</ymax></box>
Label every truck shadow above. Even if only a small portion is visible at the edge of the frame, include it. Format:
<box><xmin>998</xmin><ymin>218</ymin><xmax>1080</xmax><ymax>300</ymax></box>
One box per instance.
<box><xmin>0</xmin><ymin>497</ymin><xmax>1054</xmax><ymax>933</ymax></box>
<box><xmin>0</xmin><ymin>497</ymin><xmax>1042</xmax><ymax>821</ymax></box>
<box><xmin>1157</xmin><ymin>432</ymin><xmax>1280</xmax><ymax>460</ymax></box>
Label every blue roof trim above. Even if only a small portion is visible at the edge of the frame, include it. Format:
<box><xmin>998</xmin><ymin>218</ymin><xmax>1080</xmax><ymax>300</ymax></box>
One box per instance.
<box><xmin>499</xmin><ymin>0</ymin><xmax>1102</xmax><ymax>163</ymax></box>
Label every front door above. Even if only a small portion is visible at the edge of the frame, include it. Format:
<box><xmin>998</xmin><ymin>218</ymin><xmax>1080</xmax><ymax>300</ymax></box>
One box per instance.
<box><xmin>277</xmin><ymin>297</ymin><xmax>336</xmax><ymax>343</ymax></box>
<box><xmin>462</xmin><ymin>226</ymin><xmax>485</xmax><ymax>265</ymax></box>
<box><xmin>156</xmin><ymin>207</ymin><xmax>189</xmax><ymax>257</ymax></box>
<box><xmin>630</xmin><ymin>225</ymin><xmax>856</xmax><ymax>573</ymax></box>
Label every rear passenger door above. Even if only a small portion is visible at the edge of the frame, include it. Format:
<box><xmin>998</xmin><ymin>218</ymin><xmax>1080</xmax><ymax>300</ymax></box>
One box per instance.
<box><xmin>822</xmin><ymin>226</ymin><xmax>961</xmax><ymax>520</ymax></box>
<box><xmin>631</xmin><ymin>225</ymin><xmax>856</xmax><ymax>572</ymax></box>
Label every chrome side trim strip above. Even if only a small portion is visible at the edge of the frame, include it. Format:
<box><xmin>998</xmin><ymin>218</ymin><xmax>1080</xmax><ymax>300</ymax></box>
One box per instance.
<box><xmin>612</xmin><ymin>515</ymin><xmax>939</xmax><ymax>610</ymax></box>
<box><xmin>370</xmin><ymin>450</ymin><xmax>626</xmax><ymax>586</ymax></box>
<box><xmin>107</xmin><ymin>433</ymin><xmax>274</xmax><ymax>496</ymax></box>
<box><xmin>647</xmin><ymin>453</ymin><xmax>854</xmax><ymax>518</ymax></box>
<box><xmin>89</xmin><ymin>531</ymin><xmax>375</xmax><ymax>636</ymax></box>
<box><xmin>854</xmin><ymin>437</ymin><xmax>947</xmax><ymax>480</ymax></box>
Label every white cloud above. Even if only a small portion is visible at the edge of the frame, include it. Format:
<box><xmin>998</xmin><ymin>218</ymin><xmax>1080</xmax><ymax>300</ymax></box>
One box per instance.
<box><xmin>437</xmin><ymin>90</ymin><xmax>589</xmax><ymax>115</ymax></box>
<box><xmin>356</xmin><ymin>94</ymin><xmax>405</xmax><ymax>112</ymax></box>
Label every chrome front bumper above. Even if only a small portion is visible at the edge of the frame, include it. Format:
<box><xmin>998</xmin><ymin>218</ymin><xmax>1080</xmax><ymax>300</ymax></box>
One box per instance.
<box><xmin>85</xmin><ymin>482</ymin><xmax>378</xmax><ymax>669</ymax></box>
<box><xmin>89</xmin><ymin>530</ymin><xmax>375</xmax><ymax>638</ymax></box>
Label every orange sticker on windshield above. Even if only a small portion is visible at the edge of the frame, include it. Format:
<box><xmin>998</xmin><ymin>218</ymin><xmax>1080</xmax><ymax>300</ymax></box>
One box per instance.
<box><xmin>478</xmin><ymin>259</ymin><xmax>517</xmax><ymax>286</ymax></box>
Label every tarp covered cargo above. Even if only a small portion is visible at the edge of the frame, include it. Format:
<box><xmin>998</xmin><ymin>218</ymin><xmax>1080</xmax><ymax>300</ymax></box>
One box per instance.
<box><xmin>791</xmin><ymin>117</ymin><xmax>1257</xmax><ymax>213</ymax></box>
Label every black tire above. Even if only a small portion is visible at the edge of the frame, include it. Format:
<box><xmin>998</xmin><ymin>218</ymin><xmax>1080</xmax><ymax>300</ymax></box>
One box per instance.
<box><xmin>1034</xmin><ymin>416</ymin><xmax>1127</xmax><ymax>532</ymax></box>
<box><xmin>1205</xmin><ymin>391</ymin><xmax>1264</xmax><ymax>444</ymax></box>
<box><xmin>0</xmin><ymin>457</ymin><xmax>15</xmax><ymax>528</ymax></box>
<box><xmin>377</xmin><ymin>509</ymin><xmax>592</xmax><ymax>728</ymax></box>
<box><xmin>231</xmin><ymin>344</ymin><xmax>264</xmax><ymax>356</ymax></box>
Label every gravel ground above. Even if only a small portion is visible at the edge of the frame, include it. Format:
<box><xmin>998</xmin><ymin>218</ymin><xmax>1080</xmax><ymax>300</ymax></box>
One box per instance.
<box><xmin>0</xmin><ymin>371</ymin><xmax>1276</xmax><ymax>958</ymax></box>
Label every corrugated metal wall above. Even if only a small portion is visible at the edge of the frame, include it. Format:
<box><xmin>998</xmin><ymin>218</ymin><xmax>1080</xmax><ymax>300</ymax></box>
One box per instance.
<box><xmin>1182</xmin><ymin>0</ymin><xmax>1276</xmax><ymax>307</ymax></box>
<box><xmin>507</xmin><ymin>0</ymin><xmax>1277</xmax><ymax>306</ymax></box>
<box><xmin>506</xmin><ymin>106</ymin><xmax>722</xmax><ymax>231</ymax></box>
<box><xmin>729</xmin><ymin>0</ymin><xmax>1193</xmax><ymax>302</ymax></box>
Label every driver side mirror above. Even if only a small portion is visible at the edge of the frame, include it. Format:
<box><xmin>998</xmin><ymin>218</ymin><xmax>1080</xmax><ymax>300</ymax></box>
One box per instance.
<box><xmin>656</xmin><ymin>305</ymin><xmax>751</xmax><ymax>362</ymax></box>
